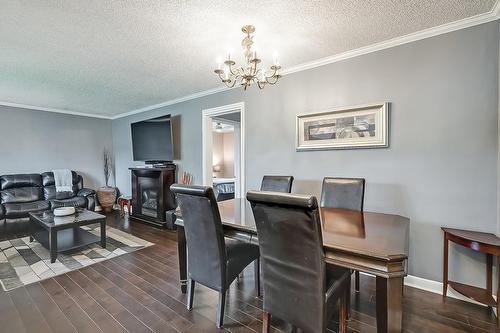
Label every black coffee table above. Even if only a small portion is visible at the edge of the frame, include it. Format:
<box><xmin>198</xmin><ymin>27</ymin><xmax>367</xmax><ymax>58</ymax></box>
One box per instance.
<box><xmin>29</xmin><ymin>209</ymin><xmax>106</xmax><ymax>263</ymax></box>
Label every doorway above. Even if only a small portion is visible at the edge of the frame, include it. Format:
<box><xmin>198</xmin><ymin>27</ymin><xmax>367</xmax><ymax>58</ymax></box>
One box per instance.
<box><xmin>202</xmin><ymin>102</ymin><xmax>245</xmax><ymax>199</ymax></box>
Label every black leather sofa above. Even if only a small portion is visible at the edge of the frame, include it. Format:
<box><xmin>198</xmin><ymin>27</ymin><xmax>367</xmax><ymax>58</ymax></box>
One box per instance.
<box><xmin>0</xmin><ymin>171</ymin><xmax>96</xmax><ymax>225</ymax></box>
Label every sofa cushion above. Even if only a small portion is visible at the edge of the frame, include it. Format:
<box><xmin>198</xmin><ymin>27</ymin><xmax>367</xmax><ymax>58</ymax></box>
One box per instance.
<box><xmin>3</xmin><ymin>200</ymin><xmax>50</xmax><ymax>219</ymax></box>
<box><xmin>0</xmin><ymin>174</ymin><xmax>42</xmax><ymax>190</ymax></box>
<box><xmin>41</xmin><ymin>171</ymin><xmax>79</xmax><ymax>186</ymax></box>
<box><xmin>1</xmin><ymin>187</ymin><xmax>44</xmax><ymax>203</ymax></box>
<box><xmin>42</xmin><ymin>171</ymin><xmax>82</xmax><ymax>200</ymax></box>
<box><xmin>0</xmin><ymin>204</ymin><xmax>4</xmax><ymax>220</ymax></box>
<box><xmin>50</xmin><ymin>196</ymin><xmax>87</xmax><ymax>210</ymax></box>
<box><xmin>43</xmin><ymin>185</ymin><xmax>79</xmax><ymax>200</ymax></box>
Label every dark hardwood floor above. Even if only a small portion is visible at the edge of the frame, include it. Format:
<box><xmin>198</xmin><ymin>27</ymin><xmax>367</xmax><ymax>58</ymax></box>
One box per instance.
<box><xmin>0</xmin><ymin>213</ymin><xmax>498</xmax><ymax>333</ymax></box>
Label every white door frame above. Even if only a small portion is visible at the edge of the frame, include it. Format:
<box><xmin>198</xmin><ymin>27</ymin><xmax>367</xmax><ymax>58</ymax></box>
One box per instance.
<box><xmin>202</xmin><ymin>102</ymin><xmax>245</xmax><ymax>198</ymax></box>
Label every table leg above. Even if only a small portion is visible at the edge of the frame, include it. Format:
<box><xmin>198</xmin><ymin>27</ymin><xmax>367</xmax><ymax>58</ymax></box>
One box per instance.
<box><xmin>119</xmin><ymin>199</ymin><xmax>125</xmax><ymax>217</ymax></box>
<box><xmin>49</xmin><ymin>229</ymin><xmax>58</xmax><ymax>263</ymax></box>
<box><xmin>497</xmin><ymin>256</ymin><xmax>500</xmax><ymax>326</ymax></box>
<box><xmin>29</xmin><ymin>219</ymin><xmax>33</xmax><ymax>242</ymax></box>
<box><xmin>177</xmin><ymin>225</ymin><xmax>187</xmax><ymax>293</ymax></box>
<box><xmin>376</xmin><ymin>276</ymin><xmax>403</xmax><ymax>333</ymax></box>
<box><xmin>443</xmin><ymin>232</ymin><xmax>449</xmax><ymax>297</ymax></box>
<box><xmin>101</xmin><ymin>220</ymin><xmax>107</xmax><ymax>248</ymax></box>
<box><xmin>486</xmin><ymin>254</ymin><xmax>493</xmax><ymax>302</ymax></box>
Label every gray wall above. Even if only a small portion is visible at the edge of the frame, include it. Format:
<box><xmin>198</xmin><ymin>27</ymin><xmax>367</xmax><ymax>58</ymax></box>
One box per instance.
<box><xmin>0</xmin><ymin>105</ymin><xmax>112</xmax><ymax>189</ymax></box>
<box><xmin>112</xmin><ymin>21</ymin><xmax>499</xmax><ymax>284</ymax></box>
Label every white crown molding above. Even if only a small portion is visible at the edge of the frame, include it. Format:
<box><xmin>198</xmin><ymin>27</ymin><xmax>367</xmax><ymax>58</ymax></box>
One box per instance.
<box><xmin>113</xmin><ymin>4</ymin><xmax>500</xmax><ymax>120</ymax></box>
<box><xmin>2</xmin><ymin>2</ymin><xmax>499</xmax><ymax>120</ymax></box>
<box><xmin>0</xmin><ymin>101</ymin><xmax>112</xmax><ymax>119</ymax></box>
<box><xmin>494</xmin><ymin>0</ymin><xmax>500</xmax><ymax>17</ymax></box>
<box><xmin>283</xmin><ymin>5</ymin><xmax>500</xmax><ymax>76</ymax></box>
<box><xmin>110</xmin><ymin>85</ymin><xmax>234</xmax><ymax>120</ymax></box>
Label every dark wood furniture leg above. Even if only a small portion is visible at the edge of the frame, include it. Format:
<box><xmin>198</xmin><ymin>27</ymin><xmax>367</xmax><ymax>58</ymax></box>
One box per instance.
<box><xmin>376</xmin><ymin>276</ymin><xmax>403</xmax><ymax>333</ymax></box>
<box><xmin>347</xmin><ymin>278</ymin><xmax>351</xmax><ymax>319</ymax></box>
<box><xmin>354</xmin><ymin>270</ymin><xmax>360</xmax><ymax>292</ymax></box>
<box><xmin>119</xmin><ymin>199</ymin><xmax>125</xmax><ymax>217</ymax></box>
<box><xmin>443</xmin><ymin>232</ymin><xmax>449</xmax><ymax>297</ymax></box>
<box><xmin>177</xmin><ymin>225</ymin><xmax>188</xmax><ymax>293</ymax></box>
<box><xmin>486</xmin><ymin>254</ymin><xmax>493</xmax><ymax>307</ymax></box>
<box><xmin>262</xmin><ymin>312</ymin><xmax>271</xmax><ymax>333</ymax></box>
<box><xmin>339</xmin><ymin>289</ymin><xmax>347</xmax><ymax>333</ymax></box>
<box><xmin>49</xmin><ymin>229</ymin><xmax>57</xmax><ymax>263</ymax></box>
<box><xmin>29</xmin><ymin>219</ymin><xmax>33</xmax><ymax>242</ymax></box>
<box><xmin>497</xmin><ymin>256</ymin><xmax>500</xmax><ymax>326</ymax></box>
<box><xmin>100</xmin><ymin>220</ymin><xmax>107</xmax><ymax>248</ymax></box>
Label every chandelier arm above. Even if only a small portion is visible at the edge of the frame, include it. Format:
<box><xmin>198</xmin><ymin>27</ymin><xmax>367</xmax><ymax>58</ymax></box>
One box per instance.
<box><xmin>265</xmin><ymin>75</ymin><xmax>279</xmax><ymax>85</ymax></box>
<box><xmin>228</xmin><ymin>63</ymin><xmax>238</xmax><ymax>76</ymax></box>
<box><xmin>266</xmin><ymin>67</ymin><xmax>278</xmax><ymax>78</ymax></box>
<box><xmin>224</xmin><ymin>80</ymin><xmax>237</xmax><ymax>88</ymax></box>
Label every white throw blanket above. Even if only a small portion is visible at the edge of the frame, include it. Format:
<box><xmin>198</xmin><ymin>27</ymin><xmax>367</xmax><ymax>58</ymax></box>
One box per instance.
<box><xmin>52</xmin><ymin>169</ymin><xmax>73</xmax><ymax>192</ymax></box>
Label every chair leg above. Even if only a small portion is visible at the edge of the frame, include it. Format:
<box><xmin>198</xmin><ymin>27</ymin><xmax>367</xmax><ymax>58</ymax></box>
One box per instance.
<box><xmin>262</xmin><ymin>311</ymin><xmax>271</xmax><ymax>333</ymax></box>
<box><xmin>187</xmin><ymin>278</ymin><xmax>195</xmax><ymax>310</ymax></box>
<box><xmin>254</xmin><ymin>258</ymin><xmax>261</xmax><ymax>297</ymax></box>
<box><xmin>216</xmin><ymin>290</ymin><xmax>227</xmax><ymax>328</ymax></box>
<box><xmin>354</xmin><ymin>270</ymin><xmax>360</xmax><ymax>292</ymax></box>
<box><xmin>338</xmin><ymin>290</ymin><xmax>348</xmax><ymax>333</ymax></box>
<box><xmin>347</xmin><ymin>278</ymin><xmax>351</xmax><ymax>320</ymax></box>
<box><xmin>402</xmin><ymin>277</ymin><xmax>405</xmax><ymax>296</ymax></box>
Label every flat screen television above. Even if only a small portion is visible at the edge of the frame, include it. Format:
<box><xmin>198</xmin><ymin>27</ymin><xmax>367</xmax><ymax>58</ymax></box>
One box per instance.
<box><xmin>131</xmin><ymin>115</ymin><xmax>173</xmax><ymax>163</ymax></box>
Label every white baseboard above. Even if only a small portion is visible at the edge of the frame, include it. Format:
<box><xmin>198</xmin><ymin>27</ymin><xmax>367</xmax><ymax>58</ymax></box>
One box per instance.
<box><xmin>360</xmin><ymin>272</ymin><xmax>497</xmax><ymax>316</ymax></box>
<box><xmin>405</xmin><ymin>274</ymin><xmax>497</xmax><ymax>317</ymax></box>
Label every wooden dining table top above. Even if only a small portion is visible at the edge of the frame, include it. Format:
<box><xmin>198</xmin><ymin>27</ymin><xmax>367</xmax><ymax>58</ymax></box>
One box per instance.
<box><xmin>175</xmin><ymin>198</ymin><xmax>410</xmax><ymax>263</ymax></box>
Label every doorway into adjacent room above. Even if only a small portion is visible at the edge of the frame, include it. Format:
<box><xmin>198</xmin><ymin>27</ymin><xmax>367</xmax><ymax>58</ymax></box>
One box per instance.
<box><xmin>201</xmin><ymin>102</ymin><xmax>244</xmax><ymax>199</ymax></box>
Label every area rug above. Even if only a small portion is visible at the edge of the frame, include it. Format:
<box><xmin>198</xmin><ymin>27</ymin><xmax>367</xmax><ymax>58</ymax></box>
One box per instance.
<box><xmin>0</xmin><ymin>225</ymin><xmax>154</xmax><ymax>291</ymax></box>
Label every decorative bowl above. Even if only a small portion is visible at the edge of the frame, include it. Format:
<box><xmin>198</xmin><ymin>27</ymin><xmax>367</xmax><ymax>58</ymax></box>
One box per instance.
<box><xmin>53</xmin><ymin>207</ymin><xmax>76</xmax><ymax>216</ymax></box>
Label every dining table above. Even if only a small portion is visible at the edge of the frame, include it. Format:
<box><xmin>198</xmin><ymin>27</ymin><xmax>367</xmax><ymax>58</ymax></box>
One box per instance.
<box><xmin>175</xmin><ymin>198</ymin><xmax>410</xmax><ymax>333</ymax></box>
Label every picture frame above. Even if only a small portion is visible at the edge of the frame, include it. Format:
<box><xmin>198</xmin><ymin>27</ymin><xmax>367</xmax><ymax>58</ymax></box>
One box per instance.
<box><xmin>296</xmin><ymin>102</ymin><xmax>389</xmax><ymax>151</ymax></box>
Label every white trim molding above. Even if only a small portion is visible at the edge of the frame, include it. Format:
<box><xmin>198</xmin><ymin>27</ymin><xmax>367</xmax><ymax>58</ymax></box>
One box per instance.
<box><xmin>201</xmin><ymin>102</ymin><xmax>246</xmax><ymax>198</ymax></box>
<box><xmin>0</xmin><ymin>101</ymin><xmax>112</xmax><ymax>119</ymax></box>
<box><xmin>283</xmin><ymin>4</ymin><xmax>500</xmax><ymax>76</ymax></box>
<box><xmin>2</xmin><ymin>2</ymin><xmax>500</xmax><ymax>120</ymax></box>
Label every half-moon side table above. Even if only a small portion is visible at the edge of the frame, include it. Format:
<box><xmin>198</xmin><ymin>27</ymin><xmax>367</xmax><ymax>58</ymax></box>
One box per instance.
<box><xmin>442</xmin><ymin>227</ymin><xmax>500</xmax><ymax>325</ymax></box>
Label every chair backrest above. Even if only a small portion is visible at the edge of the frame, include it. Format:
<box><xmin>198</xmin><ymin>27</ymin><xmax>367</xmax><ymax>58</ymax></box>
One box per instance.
<box><xmin>247</xmin><ymin>190</ymin><xmax>327</xmax><ymax>332</ymax></box>
<box><xmin>170</xmin><ymin>184</ymin><xmax>226</xmax><ymax>291</ymax></box>
<box><xmin>320</xmin><ymin>177</ymin><xmax>365</xmax><ymax>211</ymax></box>
<box><xmin>260</xmin><ymin>175</ymin><xmax>294</xmax><ymax>193</ymax></box>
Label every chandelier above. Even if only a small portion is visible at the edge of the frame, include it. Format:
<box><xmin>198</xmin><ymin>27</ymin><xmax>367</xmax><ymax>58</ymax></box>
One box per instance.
<box><xmin>214</xmin><ymin>25</ymin><xmax>281</xmax><ymax>90</ymax></box>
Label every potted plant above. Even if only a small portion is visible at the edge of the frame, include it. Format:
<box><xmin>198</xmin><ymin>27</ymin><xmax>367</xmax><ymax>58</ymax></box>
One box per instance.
<box><xmin>96</xmin><ymin>150</ymin><xmax>117</xmax><ymax>213</ymax></box>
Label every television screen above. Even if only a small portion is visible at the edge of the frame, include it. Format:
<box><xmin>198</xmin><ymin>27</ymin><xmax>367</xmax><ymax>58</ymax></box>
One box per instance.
<box><xmin>131</xmin><ymin>115</ymin><xmax>173</xmax><ymax>162</ymax></box>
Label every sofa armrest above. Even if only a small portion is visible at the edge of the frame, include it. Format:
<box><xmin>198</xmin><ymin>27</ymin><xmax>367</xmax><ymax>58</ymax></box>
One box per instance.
<box><xmin>77</xmin><ymin>188</ymin><xmax>96</xmax><ymax>211</ymax></box>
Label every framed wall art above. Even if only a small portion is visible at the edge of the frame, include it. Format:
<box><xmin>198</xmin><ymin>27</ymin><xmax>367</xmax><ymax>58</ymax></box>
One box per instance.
<box><xmin>296</xmin><ymin>102</ymin><xmax>389</xmax><ymax>151</ymax></box>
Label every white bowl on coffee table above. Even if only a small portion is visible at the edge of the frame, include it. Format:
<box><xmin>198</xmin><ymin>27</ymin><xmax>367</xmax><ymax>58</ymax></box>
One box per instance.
<box><xmin>53</xmin><ymin>207</ymin><xmax>76</xmax><ymax>216</ymax></box>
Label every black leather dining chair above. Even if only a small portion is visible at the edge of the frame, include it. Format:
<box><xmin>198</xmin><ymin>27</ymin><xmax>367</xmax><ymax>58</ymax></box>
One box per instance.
<box><xmin>171</xmin><ymin>184</ymin><xmax>260</xmax><ymax>328</ymax></box>
<box><xmin>320</xmin><ymin>177</ymin><xmax>365</xmax><ymax>300</ymax></box>
<box><xmin>260</xmin><ymin>175</ymin><xmax>294</xmax><ymax>192</ymax></box>
<box><xmin>247</xmin><ymin>190</ymin><xmax>350</xmax><ymax>333</ymax></box>
<box><xmin>320</xmin><ymin>177</ymin><xmax>365</xmax><ymax>211</ymax></box>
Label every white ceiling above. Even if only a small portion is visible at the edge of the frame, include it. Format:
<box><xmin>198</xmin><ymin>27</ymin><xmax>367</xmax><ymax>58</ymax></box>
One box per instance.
<box><xmin>0</xmin><ymin>1</ymin><xmax>498</xmax><ymax>118</ymax></box>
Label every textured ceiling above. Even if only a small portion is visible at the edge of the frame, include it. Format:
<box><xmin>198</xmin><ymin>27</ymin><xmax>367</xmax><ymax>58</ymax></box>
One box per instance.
<box><xmin>0</xmin><ymin>0</ymin><xmax>497</xmax><ymax>117</ymax></box>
